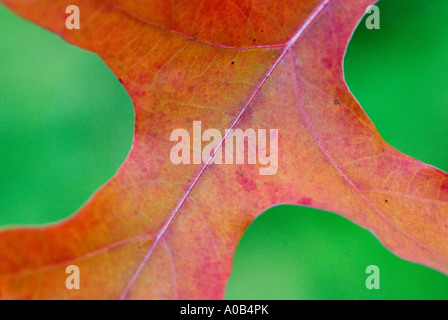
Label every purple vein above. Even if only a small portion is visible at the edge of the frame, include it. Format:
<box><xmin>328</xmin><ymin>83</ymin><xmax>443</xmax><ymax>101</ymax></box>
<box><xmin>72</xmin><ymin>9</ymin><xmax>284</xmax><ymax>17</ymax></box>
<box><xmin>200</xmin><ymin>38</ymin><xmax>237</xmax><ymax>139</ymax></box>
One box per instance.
<box><xmin>1</xmin><ymin>233</ymin><xmax>151</xmax><ymax>277</ymax></box>
<box><xmin>288</xmin><ymin>52</ymin><xmax>448</xmax><ymax>269</ymax></box>
<box><xmin>99</xmin><ymin>0</ymin><xmax>284</xmax><ymax>50</ymax></box>
<box><xmin>119</xmin><ymin>0</ymin><xmax>332</xmax><ymax>299</ymax></box>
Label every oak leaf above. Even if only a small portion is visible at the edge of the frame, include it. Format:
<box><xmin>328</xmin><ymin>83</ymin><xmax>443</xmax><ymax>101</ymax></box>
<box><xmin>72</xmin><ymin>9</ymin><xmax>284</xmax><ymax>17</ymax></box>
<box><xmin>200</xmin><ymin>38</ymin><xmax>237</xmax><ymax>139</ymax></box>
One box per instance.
<box><xmin>1</xmin><ymin>0</ymin><xmax>447</xmax><ymax>299</ymax></box>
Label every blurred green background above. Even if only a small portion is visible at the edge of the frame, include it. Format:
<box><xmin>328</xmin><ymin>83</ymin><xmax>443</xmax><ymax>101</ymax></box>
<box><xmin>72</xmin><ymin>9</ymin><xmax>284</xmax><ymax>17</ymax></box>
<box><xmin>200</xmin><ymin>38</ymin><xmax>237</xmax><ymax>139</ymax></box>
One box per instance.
<box><xmin>0</xmin><ymin>0</ymin><xmax>447</xmax><ymax>299</ymax></box>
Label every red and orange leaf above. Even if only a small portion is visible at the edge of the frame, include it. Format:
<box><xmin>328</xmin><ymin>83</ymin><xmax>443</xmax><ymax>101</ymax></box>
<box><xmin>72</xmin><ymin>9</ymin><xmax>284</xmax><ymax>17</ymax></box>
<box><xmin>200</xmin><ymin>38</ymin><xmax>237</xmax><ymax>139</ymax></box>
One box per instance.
<box><xmin>0</xmin><ymin>0</ymin><xmax>447</xmax><ymax>299</ymax></box>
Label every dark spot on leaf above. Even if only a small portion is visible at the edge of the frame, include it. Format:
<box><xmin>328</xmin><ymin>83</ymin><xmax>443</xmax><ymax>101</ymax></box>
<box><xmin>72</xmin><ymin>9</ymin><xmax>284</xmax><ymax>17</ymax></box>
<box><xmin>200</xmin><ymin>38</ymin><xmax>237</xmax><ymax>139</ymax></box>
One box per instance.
<box><xmin>357</xmin><ymin>144</ymin><xmax>361</xmax><ymax>148</ymax></box>
<box><xmin>231</xmin><ymin>61</ymin><xmax>235</xmax><ymax>65</ymax></box>
<box><xmin>441</xmin><ymin>180</ymin><xmax>448</xmax><ymax>192</ymax></box>
<box><xmin>385</xmin><ymin>200</ymin><xmax>388</xmax><ymax>203</ymax></box>
<box><xmin>298</xmin><ymin>197</ymin><xmax>312</xmax><ymax>205</ymax></box>
<box><xmin>321</xmin><ymin>57</ymin><xmax>333</xmax><ymax>68</ymax></box>
<box><xmin>236</xmin><ymin>171</ymin><xmax>257</xmax><ymax>192</ymax></box>
<box><xmin>334</xmin><ymin>100</ymin><xmax>339</xmax><ymax>104</ymax></box>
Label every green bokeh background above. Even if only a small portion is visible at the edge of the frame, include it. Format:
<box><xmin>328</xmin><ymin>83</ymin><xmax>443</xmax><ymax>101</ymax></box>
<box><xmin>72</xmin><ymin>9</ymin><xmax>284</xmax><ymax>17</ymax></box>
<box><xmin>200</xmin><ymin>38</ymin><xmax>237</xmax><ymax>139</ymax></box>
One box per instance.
<box><xmin>0</xmin><ymin>0</ymin><xmax>447</xmax><ymax>299</ymax></box>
